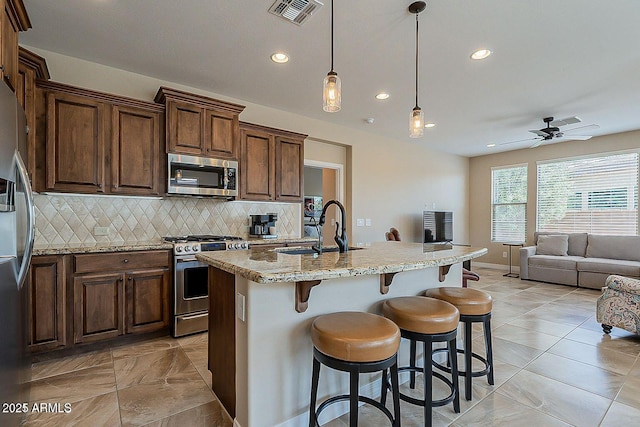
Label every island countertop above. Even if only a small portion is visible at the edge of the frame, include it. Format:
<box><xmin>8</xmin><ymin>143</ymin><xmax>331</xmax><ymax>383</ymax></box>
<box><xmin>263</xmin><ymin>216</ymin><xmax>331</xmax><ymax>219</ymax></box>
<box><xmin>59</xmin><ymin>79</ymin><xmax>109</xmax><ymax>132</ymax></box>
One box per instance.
<box><xmin>196</xmin><ymin>241</ymin><xmax>487</xmax><ymax>284</ymax></box>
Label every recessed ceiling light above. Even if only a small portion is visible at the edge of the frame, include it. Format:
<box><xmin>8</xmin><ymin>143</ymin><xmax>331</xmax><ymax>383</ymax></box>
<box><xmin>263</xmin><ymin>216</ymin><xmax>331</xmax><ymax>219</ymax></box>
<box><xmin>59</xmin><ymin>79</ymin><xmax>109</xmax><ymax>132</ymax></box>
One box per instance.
<box><xmin>375</xmin><ymin>93</ymin><xmax>390</xmax><ymax>100</ymax></box>
<box><xmin>270</xmin><ymin>52</ymin><xmax>289</xmax><ymax>63</ymax></box>
<box><xmin>424</xmin><ymin>123</ymin><xmax>435</xmax><ymax>128</ymax></box>
<box><xmin>470</xmin><ymin>49</ymin><xmax>492</xmax><ymax>60</ymax></box>
<box><xmin>486</xmin><ymin>143</ymin><xmax>496</xmax><ymax>147</ymax></box>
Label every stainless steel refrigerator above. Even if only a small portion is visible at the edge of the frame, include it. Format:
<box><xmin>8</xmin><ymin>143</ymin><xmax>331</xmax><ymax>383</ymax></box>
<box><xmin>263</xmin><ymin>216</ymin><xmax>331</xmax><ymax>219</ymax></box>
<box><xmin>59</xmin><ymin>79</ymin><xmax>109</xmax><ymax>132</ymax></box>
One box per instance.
<box><xmin>0</xmin><ymin>81</ymin><xmax>34</xmax><ymax>426</ymax></box>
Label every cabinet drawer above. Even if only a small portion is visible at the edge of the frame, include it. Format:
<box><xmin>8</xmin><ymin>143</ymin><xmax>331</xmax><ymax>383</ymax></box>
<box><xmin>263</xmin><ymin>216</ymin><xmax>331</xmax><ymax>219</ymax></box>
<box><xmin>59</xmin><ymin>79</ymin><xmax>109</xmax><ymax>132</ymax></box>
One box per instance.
<box><xmin>74</xmin><ymin>250</ymin><xmax>170</xmax><ymax>274</ymax></box>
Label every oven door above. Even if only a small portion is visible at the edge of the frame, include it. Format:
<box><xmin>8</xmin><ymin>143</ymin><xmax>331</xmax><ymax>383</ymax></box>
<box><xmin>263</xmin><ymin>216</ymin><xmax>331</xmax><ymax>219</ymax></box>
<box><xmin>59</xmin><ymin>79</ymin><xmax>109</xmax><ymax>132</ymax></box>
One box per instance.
<box><xmin>174</xmin><ymin>257</ymin><xmax>209</xmax><ymax>316</ymax></box>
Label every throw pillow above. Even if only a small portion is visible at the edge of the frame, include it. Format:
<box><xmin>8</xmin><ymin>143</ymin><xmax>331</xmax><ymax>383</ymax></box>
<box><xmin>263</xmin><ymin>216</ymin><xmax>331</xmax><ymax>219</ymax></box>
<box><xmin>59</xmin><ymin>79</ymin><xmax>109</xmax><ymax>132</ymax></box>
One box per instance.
<box><xmin>536</xmin><ymin>234</ymin><xmax>569</xmax><ymax>256</ymax></box>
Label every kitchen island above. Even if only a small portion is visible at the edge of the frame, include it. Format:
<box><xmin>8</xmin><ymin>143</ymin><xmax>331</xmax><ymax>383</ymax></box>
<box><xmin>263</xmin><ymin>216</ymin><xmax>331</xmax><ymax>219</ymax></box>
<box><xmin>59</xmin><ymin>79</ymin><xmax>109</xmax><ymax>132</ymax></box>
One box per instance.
<box><xmin>197</xmin><ymin>241</ymin><xmax>487</xmax><ymax>427</ymax></box>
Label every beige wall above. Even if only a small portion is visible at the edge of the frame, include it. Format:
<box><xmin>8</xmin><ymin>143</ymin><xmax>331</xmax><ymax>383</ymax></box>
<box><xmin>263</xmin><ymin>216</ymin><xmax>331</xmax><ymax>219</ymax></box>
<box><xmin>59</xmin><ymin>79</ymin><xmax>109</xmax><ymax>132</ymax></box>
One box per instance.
<box><xmin>27</xmin><ymin>46</ymin><xmax>470</xmax><ymax>245</ymax></box>
<box><xmin>469</xmin><ymin>130</ymin><xmax>640</xmax><ymax>267</ymax></box>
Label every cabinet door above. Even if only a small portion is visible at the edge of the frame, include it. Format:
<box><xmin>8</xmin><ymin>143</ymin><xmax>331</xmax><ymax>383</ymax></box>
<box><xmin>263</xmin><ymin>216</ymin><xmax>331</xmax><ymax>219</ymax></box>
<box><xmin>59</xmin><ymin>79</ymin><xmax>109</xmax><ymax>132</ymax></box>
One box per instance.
<box><xmin>73</xmin><ymin>273</ymin><xmax>123</xmax><ymax>344</ymax></box>
<box><xmin>240</xmin><ymin>127</ymin><xmax>275</xmax><ymax>201</ymax></box>
<box><xmin>1</xmin><ymin>2</ymin><xmax>18</xmax><ymax>91</ymax></box>
<box><xmin>204</xmin><ymin>109</ymin><xmax>238</xmax><ymax>159</ymax></box>
<box><xmin>167</xmin><ymin>100</ymin><xmax>204</xmax><ymax>155</ymax></box>
<box><xmin>28</xmin><ymin>256</ymin><xmax>67</xmax><ymax>353</ymax></box>
<box><xmin>276</xmin><ymin>136</ymin><xmax>304</xmax><ymax>202</ymax></box>
<box><xmin>46</xmin><ymin>92</ymin><xmax>107</xmax><ymax>193</ymax></box>
<box><xmin>111</xmin><ymin>105</ymin><xmax>161</xmax><ymax>195</ymax></box>
<box><xmin>125</xmin><ymin>268</ymin><xmax>170</xmax><ymax>334</ymax></box>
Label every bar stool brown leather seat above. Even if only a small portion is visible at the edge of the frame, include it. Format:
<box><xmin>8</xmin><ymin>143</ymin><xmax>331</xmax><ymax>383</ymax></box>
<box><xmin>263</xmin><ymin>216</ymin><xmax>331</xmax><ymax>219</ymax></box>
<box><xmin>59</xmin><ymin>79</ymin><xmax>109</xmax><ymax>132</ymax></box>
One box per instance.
<box><xmin>424</xmin><ymin>287</ymin><xmax>494</xmax><ymax>401</ymax></box>
<box><xmin>381</xmin><ymin>297</ymin><xmax>460</xmax><ymax>427</ymax></box>
<box><xmin>309</xmin><ymin>311</ymin><xmax>402</xmax><ymax>427</ymax></box>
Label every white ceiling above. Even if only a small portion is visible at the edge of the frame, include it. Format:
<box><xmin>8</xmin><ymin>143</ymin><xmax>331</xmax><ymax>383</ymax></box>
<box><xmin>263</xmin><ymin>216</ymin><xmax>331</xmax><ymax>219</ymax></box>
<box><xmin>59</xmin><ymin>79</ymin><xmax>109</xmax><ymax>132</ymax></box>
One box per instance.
<box><xmin>20</xmin><ymin>0</ymin><xmax>640</xmax><ymax>157</ymax></box>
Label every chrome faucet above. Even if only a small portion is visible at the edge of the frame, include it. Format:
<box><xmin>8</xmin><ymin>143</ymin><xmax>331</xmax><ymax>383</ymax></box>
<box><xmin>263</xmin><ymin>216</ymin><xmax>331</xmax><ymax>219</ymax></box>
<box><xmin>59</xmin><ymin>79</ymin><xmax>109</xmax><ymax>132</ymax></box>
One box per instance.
<box><xmin>314</xmin><ymin>200</ymin><xmax>348</xmax><ymax>253</ymax></box>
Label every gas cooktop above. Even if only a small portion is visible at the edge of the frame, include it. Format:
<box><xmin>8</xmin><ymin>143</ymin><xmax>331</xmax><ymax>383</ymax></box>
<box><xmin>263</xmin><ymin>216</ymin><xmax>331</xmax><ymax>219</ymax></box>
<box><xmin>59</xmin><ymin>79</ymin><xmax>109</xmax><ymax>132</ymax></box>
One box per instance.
<box><xmin>163</xmin><ymin>235</ymin><xmax>244</xmax><ymax>243</ymax></box>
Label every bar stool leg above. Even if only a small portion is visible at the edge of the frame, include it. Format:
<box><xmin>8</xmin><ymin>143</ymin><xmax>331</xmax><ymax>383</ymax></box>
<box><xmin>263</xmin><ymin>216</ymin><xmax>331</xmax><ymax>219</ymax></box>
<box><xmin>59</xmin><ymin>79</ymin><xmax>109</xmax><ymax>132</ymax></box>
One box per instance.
<box><xmin>349</xmin><ymin>370</ymin><xmax>359</xmax><ymax>427</ymax></box>
<box><xmin>464</xmin><ymin>319</ymin><xmax>473</xmax><ymax>401</ymax></box>
<box><xmin>409</xmin><ymin>339</ymin><xmax>417</xmax><ymax>389</ymax></box>
<box><xmin>380</xmin><ymin>368</ymin><xmax>389</xmax><ymax>405</ymax></box>
<box><xmin>448</xmin><ymin>335</ymin><xmax>460</xmax><ymax>413</ymax></box>
<box><xmin>309</xmin><ymin>358</ymin><xmax>321</xmax><ymax>427</ymax></box>
<box><xmin>423</xmin><ymin>337</ymin><xmax>433</xmax><ymax>427</ymax></box>
<box><xmin>390</xmin><ymin>361</ymin><xmax>401</xmax><ymax>427</ymax></box>
<box><xmin>483</xmin><ymin>317</ymin><xmax>495</xmax><ymax>385</ymax></box>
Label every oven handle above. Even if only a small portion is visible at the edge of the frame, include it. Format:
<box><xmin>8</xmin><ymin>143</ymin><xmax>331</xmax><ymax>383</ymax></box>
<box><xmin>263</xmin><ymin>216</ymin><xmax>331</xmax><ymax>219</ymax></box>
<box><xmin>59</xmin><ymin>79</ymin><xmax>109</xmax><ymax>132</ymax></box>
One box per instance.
<box><xmin>180</xmin><ymin>312</ymin><xmax>209</xmax><ymax>321</ymax></box>
<box><xmin>176</xmin><ymin>257</ymin><xmax>199</xmax><ymax>263</ymax></box>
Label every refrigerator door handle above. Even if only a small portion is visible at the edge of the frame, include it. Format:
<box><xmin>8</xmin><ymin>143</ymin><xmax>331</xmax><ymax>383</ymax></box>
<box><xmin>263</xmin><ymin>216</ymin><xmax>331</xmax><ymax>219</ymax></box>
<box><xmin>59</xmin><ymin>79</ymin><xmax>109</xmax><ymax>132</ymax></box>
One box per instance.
<box><xmin>14</xmin><ymin>151</ymin><xmax>34</xmax><ymax>289</ymax></box>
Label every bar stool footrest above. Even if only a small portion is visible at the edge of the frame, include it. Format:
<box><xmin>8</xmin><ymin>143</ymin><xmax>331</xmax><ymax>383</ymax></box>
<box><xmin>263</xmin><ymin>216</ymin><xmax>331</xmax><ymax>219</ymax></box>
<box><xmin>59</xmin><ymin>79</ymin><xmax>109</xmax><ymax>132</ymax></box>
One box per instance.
<box><xmin>432</xmin><ymin>348</ymin><xmax>490</xmax><ymax>378</ymax></box>
<box><xmin>394</xmin><ymin>366</ymin><xmax>456</xmax><ymax>408</ymax></box>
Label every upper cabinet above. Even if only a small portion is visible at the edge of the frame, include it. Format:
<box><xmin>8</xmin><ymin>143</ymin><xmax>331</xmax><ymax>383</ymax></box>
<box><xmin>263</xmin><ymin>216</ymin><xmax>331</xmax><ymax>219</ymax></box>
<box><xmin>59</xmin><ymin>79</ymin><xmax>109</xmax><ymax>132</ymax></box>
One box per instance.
<box><xmin>1</xmin><ymin>0</ymin><xmax>30</xmax><ymax>91</ymax></box>
<box><xmin>35</xmin><ymin>81</ymin><xmax>165</xmax><ymax>195</ymax></box>
<box><xmin>154</xmin><ymin>87</ymin><xmax>245</xmax><ymax>159</ymax></box>
<box><xmin>17</xmin><ymin>47</ymin><xmax>49</xmax><ymax>184</ymax></box>
<box><xmin>239</xmin><ymin>122</ymin><xmax>306</xmax><ymax>202</ymax></box>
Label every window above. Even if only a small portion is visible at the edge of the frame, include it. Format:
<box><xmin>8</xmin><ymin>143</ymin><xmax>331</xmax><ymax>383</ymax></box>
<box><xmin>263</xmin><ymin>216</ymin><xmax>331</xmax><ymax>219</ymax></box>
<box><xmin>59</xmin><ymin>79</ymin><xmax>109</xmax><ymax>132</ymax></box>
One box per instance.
<box><xmin>491</xmin><ymin>165</ymin><xmax>527</xmax><ymax>243</ymax></box>
<box><xmin>537</xmin><ymin>152</ymin><xmax>639</xmax><ymax>235</ymax></box>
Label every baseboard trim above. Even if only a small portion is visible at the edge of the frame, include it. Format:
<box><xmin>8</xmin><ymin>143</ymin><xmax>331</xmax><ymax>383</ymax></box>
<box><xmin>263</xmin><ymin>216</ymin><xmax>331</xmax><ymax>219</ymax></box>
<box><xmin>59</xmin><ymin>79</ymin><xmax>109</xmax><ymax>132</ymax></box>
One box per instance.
<box><xmin>473</xmin><ymin>261</ymin><xmax>520</xmax><ymax>273</ymax></box>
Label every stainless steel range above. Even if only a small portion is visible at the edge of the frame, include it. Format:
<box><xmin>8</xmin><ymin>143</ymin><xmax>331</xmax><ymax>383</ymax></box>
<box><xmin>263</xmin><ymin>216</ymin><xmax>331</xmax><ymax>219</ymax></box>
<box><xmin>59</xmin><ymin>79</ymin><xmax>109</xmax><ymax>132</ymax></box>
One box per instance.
<box><xmin>164</xmin><ymin>235</ymin><xmax>248</xmax><ymax>337</ymax></box>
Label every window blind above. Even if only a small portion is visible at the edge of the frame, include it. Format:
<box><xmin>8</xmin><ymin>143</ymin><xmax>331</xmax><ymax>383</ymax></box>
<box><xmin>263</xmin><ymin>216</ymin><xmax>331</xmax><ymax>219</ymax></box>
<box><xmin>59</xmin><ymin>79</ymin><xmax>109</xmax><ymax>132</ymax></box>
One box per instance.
<box><xmin>491</xmin><ymin>165</ymin><xmax>527</xmax><ymax>243</ymax></box>
<box><xmin>537</xmin><ymin>151</ymin><xmax>639</xmax><ymax>235</ymax></box>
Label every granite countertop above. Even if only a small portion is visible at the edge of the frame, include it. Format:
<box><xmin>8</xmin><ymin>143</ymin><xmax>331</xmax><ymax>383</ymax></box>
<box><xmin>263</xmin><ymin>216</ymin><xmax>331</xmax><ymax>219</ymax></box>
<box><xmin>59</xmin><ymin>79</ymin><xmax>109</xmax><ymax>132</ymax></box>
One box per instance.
<box><xmin>196</xmin><ymin>241</ymin><xmax>487</xmax><ymax>284</ymax></box>
<box><xmin>32</xmin><ymin>240</ymin><xmax>173</xmax><ymax>256</ymax></box>
<box><xmin>247</xmin><ymin>236</ymin><xmax>317</xmax><ymax>246</ymax></box>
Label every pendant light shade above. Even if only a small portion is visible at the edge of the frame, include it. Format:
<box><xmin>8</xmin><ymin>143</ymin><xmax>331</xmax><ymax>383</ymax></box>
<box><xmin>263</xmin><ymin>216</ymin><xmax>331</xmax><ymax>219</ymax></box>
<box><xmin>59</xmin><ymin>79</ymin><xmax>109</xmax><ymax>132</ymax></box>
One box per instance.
<box><xmin>323</xmin><ymin>0</ymin><xmax>341</xmax><ymax>112</ymax></box>
<box><xmin>408</xmin><ymin>1</ymin><xmax>426</xmax><ymax>138</ymax></box>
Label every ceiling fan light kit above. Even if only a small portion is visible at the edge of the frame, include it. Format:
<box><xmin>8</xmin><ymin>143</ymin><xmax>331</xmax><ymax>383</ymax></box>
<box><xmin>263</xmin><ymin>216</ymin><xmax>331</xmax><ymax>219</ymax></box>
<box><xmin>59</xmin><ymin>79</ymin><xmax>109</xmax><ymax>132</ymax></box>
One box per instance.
<box><xmin>322</xmin><ymin>0</ymin><xmax>341</xmax><ymax>112</ymax></box>
<box><xmin>409</xmin><ymin>1</ymin><xmax>427</xmax><ymax>138</ymax></box>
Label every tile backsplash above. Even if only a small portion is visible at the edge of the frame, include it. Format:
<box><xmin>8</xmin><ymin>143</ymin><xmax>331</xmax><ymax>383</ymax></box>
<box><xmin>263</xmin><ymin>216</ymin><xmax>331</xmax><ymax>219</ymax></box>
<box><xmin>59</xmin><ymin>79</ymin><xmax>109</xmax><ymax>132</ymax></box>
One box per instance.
<box><xmin>34</xmin><ymin>193</ymin><xmax>302</xmax><ymax>245</ymax></box>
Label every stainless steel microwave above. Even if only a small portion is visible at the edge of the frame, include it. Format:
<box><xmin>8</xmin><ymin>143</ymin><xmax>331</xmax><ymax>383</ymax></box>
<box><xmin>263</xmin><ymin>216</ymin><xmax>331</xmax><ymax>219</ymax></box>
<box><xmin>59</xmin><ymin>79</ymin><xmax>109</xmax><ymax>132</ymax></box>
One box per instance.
<box><xmin>167</xmin><ymin>153</ymin><xmax>238</xmax><ymax>198</ymax></box>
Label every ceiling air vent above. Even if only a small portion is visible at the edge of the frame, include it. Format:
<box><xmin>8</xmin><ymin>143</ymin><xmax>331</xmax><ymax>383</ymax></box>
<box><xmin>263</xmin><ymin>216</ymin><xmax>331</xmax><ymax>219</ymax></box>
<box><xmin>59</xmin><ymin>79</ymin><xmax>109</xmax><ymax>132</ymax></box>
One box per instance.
<box><xmin>268</xmin><ymin>0</ymin><xmax>323</xmax><ymax>26</ymax></box>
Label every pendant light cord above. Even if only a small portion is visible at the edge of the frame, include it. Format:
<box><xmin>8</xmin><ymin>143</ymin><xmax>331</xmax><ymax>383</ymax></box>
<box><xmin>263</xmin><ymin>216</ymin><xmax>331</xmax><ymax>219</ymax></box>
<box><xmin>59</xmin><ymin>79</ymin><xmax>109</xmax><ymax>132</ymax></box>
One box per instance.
<box><xmin>415</xmin><ymin>11</ymin><xmax>419</xmax><ymax>108</ymax></box>
<box><xmin>330</xmin><ymin>0</ymin><xmax>334</xmax><ymax>72</ymax></box>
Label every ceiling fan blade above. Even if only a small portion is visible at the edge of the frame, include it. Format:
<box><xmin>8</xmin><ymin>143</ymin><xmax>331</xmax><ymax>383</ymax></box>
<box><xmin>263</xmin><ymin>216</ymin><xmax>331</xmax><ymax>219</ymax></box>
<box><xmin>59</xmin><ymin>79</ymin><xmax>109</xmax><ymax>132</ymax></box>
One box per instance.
<box><xmin>529</xmin><ymin>129</ymin><xmax>547</xmax><ymax>137</ymax></box>
<box><xmin>498</xmin><ymin>137</ymin><xmax>539</xmax><ymax>146</ymax></box>
<box><xmin>563</xmin><ymin>135</ymin><xmax>592</xmax><ymax>141</ymax></box>
<box><xmin>529</xmin><ymin>139</ymin><xmax>545</xmax><ymax>148</ymax></box>
<box><xmin>563</xmin><ymin>124</ymin><xmax>600</xmax><ymax>134</ymax></box>
<box><xmin>550</xmin><ymin>116</ymin><xmax>581</xmax><ymax>127</ymax></box>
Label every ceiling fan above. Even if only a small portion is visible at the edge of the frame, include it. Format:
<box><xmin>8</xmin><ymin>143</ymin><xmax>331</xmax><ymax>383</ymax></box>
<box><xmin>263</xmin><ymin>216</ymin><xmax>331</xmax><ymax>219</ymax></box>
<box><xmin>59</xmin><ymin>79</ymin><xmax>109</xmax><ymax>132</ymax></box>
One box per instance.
<box><xmin>499</xmin><ymin>116</ymin><xmax>600</xmax><ymax>148</ymax></box>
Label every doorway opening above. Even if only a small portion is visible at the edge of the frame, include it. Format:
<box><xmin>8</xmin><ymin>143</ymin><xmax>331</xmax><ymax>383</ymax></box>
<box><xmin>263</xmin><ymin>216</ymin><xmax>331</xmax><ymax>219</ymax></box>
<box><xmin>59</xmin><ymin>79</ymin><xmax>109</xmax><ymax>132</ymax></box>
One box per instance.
<box><xmin>303</xmin><ymin>160</ymin><xmax>344</xmax><ymax>245</ymax></box>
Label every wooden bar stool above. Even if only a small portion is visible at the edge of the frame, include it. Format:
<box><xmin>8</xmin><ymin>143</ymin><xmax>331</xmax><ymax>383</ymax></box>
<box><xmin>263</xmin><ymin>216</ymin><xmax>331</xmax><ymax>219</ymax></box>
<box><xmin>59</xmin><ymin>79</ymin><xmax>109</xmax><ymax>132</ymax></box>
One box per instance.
<box><xmin>424</xmin><ymin>287</ymin><xmax>494</xmax><ymax>401</ymax></box>
<box><xmin>309</xmin><ymin>311</ymin><xmax>402</xmax><ymax>427</ymax></box>
<box><xmin>381</xmin><ymin>297</ymin><xmax>460</xmax><ymax>427</ymax></box>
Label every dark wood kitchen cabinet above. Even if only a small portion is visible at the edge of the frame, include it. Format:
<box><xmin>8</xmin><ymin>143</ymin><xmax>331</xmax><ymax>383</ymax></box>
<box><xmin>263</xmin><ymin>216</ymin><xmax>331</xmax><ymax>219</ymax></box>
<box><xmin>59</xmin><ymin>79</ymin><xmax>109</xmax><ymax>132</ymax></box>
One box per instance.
<box><xmin>27</xmin><ymin>255</ymin><xmax>68</xmax><ymax>353</ymax></box>
<box><xmin>155</xmin><ymin>86</ymin><xmax>245</xmax><ymax>159</ymax></box>
<box><xmin>239</xmin><ymin>122</ymin><xmax>306</xmax><ymax>202</ymax></box>
<box><xmin>73</xmin><ymin>250</ymin><xmax>171</xmax><ymax>344</ymax></box>
<box><xmin>37</xmin><ymin>81</ymin><xmax>165</xmax><ymax>195</ymax></box>
<box><xmin>1</xmin><ymin>0</ymin><xmax>30</xmax><ymax>91</ymax></box>
<box><xmin>17</xmin><ymin>47</ymin><xmax>49</xmax><ymax>184</ymax></box>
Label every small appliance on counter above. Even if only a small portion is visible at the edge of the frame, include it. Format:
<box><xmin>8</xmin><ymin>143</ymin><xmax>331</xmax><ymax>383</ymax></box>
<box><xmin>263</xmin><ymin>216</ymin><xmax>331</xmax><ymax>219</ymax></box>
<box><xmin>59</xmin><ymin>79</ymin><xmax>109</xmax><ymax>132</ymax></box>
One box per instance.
<box><xmin>249</xmin><ymin>213</ymin><xmax>278</xmax><ymax>239</ymax></box>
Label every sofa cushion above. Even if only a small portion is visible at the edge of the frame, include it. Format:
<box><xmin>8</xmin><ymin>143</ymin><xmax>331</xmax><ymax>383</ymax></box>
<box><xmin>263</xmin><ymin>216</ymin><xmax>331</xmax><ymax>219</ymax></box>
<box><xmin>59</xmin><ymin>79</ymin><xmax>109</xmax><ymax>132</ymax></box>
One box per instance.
<box><xmin>535</xmin><ymin>232</ymin><xmax>588</xmax><ymax>257</ymax></box>
<box><xmin>578</xmin><ymin>257</ymin><xmax>640</xmax><ymax>277</ymax></box>
<box><xmin>536</xmin><ymin>234</ymin><xmax>569</xmax><ymax>256</ymax></box>
<box><xmin>529</xmin><ymin>255</ymin><xmax>583</xmax><ymax>270</ymax></box>
<box><xmin>585</xmin><ymin>235</ymin><xmax>640</xmax><ymax>262</ymax></box>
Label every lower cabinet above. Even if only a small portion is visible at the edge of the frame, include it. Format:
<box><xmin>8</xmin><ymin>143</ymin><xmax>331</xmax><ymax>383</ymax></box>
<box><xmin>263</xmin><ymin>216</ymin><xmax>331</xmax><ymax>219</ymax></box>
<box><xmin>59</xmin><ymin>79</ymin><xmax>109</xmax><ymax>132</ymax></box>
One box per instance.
<box><xmin>73</xmin><ymin>250</ymin><xmax>171</xmax><ymax>344</ymax></box>
<box><xmin>27</xmin><ymin>250</ymin><xmax>171</xmax><ymax>351</ymax></box>
<box><xmin>28</xmin><ymin>255</ymin><xmax>67</xmax><ymax>353</ymax></box>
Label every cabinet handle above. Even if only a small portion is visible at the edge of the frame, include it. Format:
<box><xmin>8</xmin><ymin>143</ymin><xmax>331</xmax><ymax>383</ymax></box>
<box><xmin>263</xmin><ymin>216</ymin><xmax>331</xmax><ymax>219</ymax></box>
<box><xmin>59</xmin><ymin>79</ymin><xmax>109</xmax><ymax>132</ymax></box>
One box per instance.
<box><xmin>123</xmin><ymin>259</ymin><xmax>129</xmax><ymax>263</ymax></box>
<box><xmin>128</xmin><ymin>276</ymin><xmax>132</xmax><ymax>281</ymax></box>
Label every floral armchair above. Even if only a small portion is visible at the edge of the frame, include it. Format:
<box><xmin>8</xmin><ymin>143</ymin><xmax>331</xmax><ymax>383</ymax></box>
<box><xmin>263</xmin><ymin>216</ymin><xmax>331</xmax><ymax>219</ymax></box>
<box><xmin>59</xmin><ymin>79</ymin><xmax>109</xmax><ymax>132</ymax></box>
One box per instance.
<box><xmin>596</xmin><ymin>275</ymin><xmax>640</xmax><ymax>335</ymax></box>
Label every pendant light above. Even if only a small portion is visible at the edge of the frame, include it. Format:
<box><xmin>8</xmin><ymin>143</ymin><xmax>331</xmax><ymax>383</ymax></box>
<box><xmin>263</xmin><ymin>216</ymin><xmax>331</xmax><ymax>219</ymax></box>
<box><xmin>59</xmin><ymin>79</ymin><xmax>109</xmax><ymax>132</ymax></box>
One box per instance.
<box><xmin>409</xmin><ymin>1</ymin><xmax>426</xmax><ymax>138</ymax></box>
<box><xmin>323</xmin><ymin>0</ymin><xmax>341</xmax><ymax>112</ymax></box>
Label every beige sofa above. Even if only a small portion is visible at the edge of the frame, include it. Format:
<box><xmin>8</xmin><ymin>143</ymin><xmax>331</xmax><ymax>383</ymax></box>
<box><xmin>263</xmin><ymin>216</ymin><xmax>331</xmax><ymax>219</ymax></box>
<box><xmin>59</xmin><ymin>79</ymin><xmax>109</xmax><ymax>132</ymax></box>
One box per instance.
<box><xmin>519</xmin><ymin>232</ymin><xmax>640</xmax><ymax>289</ymax></box>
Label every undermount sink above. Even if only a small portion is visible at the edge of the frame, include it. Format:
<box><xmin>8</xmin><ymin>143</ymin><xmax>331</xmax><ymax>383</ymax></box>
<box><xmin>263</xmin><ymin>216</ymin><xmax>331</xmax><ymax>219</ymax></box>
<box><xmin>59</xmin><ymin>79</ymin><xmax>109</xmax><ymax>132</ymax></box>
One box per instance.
<box><xmin>278</xmin><ymin>247</ymin><xmax>364</xmax><ymax>255</ymax></box>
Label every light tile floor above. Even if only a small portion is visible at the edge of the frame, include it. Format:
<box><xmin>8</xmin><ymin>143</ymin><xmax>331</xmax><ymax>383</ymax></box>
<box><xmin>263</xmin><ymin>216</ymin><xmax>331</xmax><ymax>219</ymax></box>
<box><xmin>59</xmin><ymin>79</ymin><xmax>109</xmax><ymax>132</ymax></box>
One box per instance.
<box><xmin>23</xmin><ymin>268</ymin><xmax>640</xmax><ymax>426</ymax></box>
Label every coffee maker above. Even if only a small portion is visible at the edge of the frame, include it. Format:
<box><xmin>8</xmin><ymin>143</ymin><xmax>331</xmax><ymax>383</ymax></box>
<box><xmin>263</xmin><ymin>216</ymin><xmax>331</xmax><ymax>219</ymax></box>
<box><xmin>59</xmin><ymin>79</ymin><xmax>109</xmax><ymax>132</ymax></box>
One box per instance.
<box><xmin>249</xmin><ymin>213</ymin><xmax>278</xmax><ymax>238</ymax></box>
